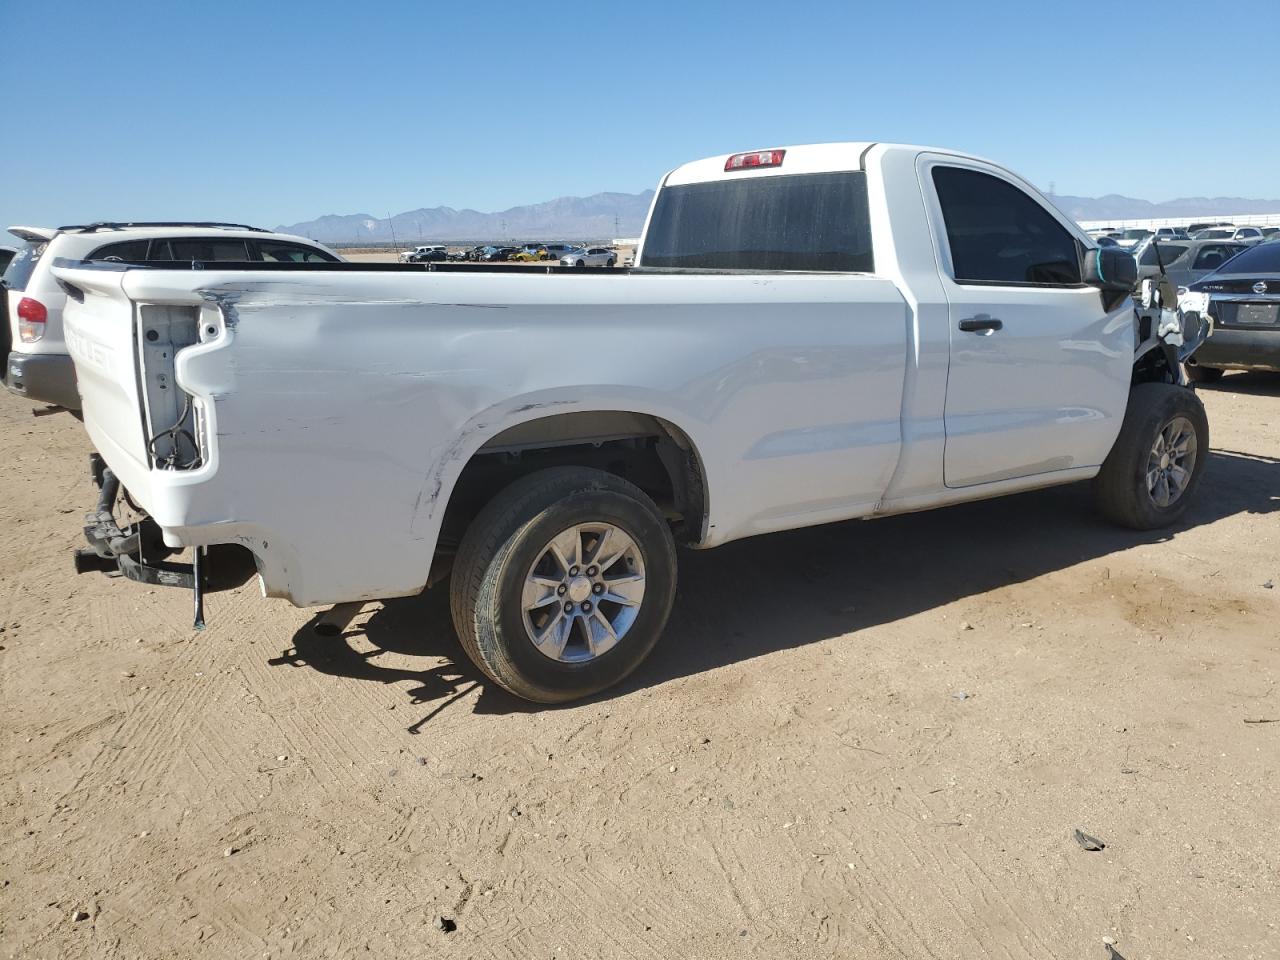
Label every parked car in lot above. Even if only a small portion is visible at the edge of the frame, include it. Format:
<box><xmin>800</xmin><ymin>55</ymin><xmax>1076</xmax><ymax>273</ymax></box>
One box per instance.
<box><xmin>400</xmin><ymin>244</ymin><xmax>447</xmax><ymax>263</ymax></box>
<box><xmin>1133</xmin><ymin>237</ymin><xmax>1247</xmax><ymax>289</ymax></box>
<box><xmin>1153</xmin><ymin>227</ymin><xmax>1191</xmax><ymax>241</ymax></box>
<box><xmin>2</xmin><ymin>222</ymin><xmax>341</xmax><ymax>411</ymax></box>
<box><xmin>541</xmin><ymin>243</ymin><xmax>577</xmax><ymax>261</ymax></box>
<box><xmin>512</xmin><ymin>244</ymin><xmax>545</xmax><ymax>261</ymax></box>
<box><xmin>56</xmin><ymin>141</ymin><xmax>1208</xmax><ymax>703</ymax></box>
<box><xmin>1116</xmin><ymin>228</ymin><xmax>1153</xmax><ymax>249</ymax></box>
<box><xmin>1191</xmin><ymin>226</ymin><xmax>1266</xmax><ymax>245</ymax></box>
<box><xmin>559</xmin><ymin>246</ymin><xmax>617</xmax><ymax>268</ymax></box>
<box><xmin>1180</xmin><ymin>241</ymin><xmax>1280</xmax><ymax>381</ymax></box>
<box><xmin>481</xmin><ymin>245</ymin><xmax>516</xmax><ymax>262</ymax></box>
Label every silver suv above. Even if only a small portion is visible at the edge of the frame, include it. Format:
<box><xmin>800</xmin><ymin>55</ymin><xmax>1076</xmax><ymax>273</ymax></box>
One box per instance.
<box><xmin>2</xmin><ymin>222</ymin><xmax>341</xmax><ymax>410</ymax></box>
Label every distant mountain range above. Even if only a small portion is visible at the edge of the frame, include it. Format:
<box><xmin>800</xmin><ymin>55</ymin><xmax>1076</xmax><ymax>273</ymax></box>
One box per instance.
<box><xmin>276</xmin><ymin>191</ymin><xmax>655</xmax><ymax>245</ymax></box>
<box><xmin>1048</xmin><ymin>193</ymin><xmax>1280</xmax><ymax>223</ymax></box>
<box><xmin>276</xmin><ymin>189</ymin><xmax>1280</xmax><ymax>245</ymax></box>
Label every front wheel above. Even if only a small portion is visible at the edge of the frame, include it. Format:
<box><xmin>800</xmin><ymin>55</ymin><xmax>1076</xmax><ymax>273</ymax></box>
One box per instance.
<box><xmin>450</xmin><ymin>467</ymin><xmax>677</xmax><ymax>703</ymax></box>
<box><xmin>1093</xmin><ymin>383</ymin><xmax>1208</xmax><ymax>530</ymax></box>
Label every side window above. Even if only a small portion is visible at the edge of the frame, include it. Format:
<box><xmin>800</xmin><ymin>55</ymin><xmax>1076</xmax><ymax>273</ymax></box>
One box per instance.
<box><xmin>932</xmin><ymin>166</ymin><xmax>1082</xmax><ymax>286</ymax></box>
<box><xmin>256</xmin><ymin>240</ymin><xmax>337</xmax><ymax>263</ymax></box>
<box><xmin>1193</xmin><ymin>246</ymin><xmax>1230</xmax><ymax>270</ymax></box>
<box><xmin>1140</xmin><ymin>243</ymin><xmax>1186</xmax><ymax>266</ymax></box>
<box><xmin>89</xmin><ymin>240</ymin><xmax>149</xmax><ymax>261</ymax></box>
<box><xmin>168</xmin><ymin>238</ymin><xmax>250</xmax><ymax>261</ymax></box>
<box><xmin>148</xmin><ymin>239</ymin><xmax>173</xmax><ymax>260</ymax></box>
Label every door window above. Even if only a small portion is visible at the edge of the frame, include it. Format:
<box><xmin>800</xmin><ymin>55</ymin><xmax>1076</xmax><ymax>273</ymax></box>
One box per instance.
<box><xmin>256</xmin><ymin>240</ymin><xmax>336</xmax><ymax>263</ymax></box>
<box><xmin>932</xmin><ymin>166</ymin><xmax>1082</xmax><ymax>286</ymax></box>
<box><xmin>168</xmin><ymin>238</ymin><xmax>251</xmax><ymax>261</ymax></box>
<box><xmin>90</xmin><ymin>240</ymin><xmax>150</xmax><ymax>261</ymax></box>
<box><xmin>1193</xmin><ymin>246</ymin><xmax>1234</xmax><ymax>270</ymax></box>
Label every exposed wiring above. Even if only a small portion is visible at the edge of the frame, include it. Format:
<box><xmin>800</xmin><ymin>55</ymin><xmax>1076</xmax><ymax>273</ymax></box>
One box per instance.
<box><xmin>147</xmin><ymin>393</ymin><xmax>202</xmax><ymax>470</ymax></box>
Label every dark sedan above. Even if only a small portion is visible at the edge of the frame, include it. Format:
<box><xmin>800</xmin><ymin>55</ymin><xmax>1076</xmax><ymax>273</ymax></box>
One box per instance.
<box><xmin>1181</xmin><ymin>242</ymin><xmax>1280</xmax><ymax>381</ymax></box>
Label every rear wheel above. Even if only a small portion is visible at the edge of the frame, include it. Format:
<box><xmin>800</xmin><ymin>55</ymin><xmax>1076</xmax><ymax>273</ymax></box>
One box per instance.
<box><xmin>1185</xmin><ymin>362</ymin><xmax>1224</xmax><ymax>383</ymax></box>
<box><xmin>1094</xmin><ymin>383</ymin><xmax>1208</xmax><ymax>529</ymax></box>
<box><xmin>450</xmin><ymin>467</ymin><xmax>677</xmax><ymax>703</ymax></box>
<box><xmin>608</xmin><ymin>258</ymin><xmax>616</xmax><ymax>268</ymax></box>
<box><xmin>576</xmin><ymin>260</ymin><xmax>585</xmax><ymax>269</ymax></box>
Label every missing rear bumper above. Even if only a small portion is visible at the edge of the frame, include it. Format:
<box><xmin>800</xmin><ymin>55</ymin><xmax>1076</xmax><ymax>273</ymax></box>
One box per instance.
<box><xmin>73</xmin><ymin>455</ymin><xmax>255</xmax><ymax>626</ymax></box>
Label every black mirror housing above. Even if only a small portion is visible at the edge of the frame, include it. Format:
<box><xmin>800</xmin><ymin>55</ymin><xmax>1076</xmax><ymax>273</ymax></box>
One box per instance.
<box><xmin>1083</xmin><ymin>246</ymin><xmax>1137</xmax><ymax>292</ymax></box>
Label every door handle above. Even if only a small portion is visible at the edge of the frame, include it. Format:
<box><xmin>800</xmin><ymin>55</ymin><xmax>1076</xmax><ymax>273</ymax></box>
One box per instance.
<box><xmin>959</xmin><ymin>315</ymin><xmax>1003</xmax><ymax>333</ymax></box>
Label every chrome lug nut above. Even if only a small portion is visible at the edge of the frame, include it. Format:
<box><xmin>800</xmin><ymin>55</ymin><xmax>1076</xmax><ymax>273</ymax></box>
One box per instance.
<box><xmin>586</xmin><ymin>566</ymin><xmax>597</xmax><ymax>576</ymax></box>
<box><xmin>592</xmin><ymin>583</ymin><xmax>604</xmax><ymax>595</ymax></box>
<box><xmin>557</xmin><ymin>584</ymin><xmax>567</xmax><ymax>596</ymax></box>
<box><xmin>563</xmin><ymin>602</ymin><xmax>574</xmax><ymax>614</ymax></box>
<box><xmin>582</xmin><ymin>601</ymin><xmax>593</xmax><ymax>612</ymax></box>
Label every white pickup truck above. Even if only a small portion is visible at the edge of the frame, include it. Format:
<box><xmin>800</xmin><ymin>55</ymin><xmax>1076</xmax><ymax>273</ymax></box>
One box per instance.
<box><xmin>55</xmin><ymin>142</ymin><xmax>1208</xmax><ymax>703</ymax></box>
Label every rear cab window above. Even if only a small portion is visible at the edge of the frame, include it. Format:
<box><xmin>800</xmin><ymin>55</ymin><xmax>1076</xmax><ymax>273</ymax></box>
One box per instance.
<box><xmin>641</xmin><ymin>171</ymin><xmax>874</xmax><ymax>271</ymax></box>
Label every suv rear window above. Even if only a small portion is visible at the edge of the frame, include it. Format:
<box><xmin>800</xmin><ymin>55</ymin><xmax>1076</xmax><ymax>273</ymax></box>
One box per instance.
<box><xmin>1140</xmin><ymin>242</ymin><xmax>1186</xmax><ymax>266</ymax></box>
<box><xmin>641</xmin><ymin>171</ymin><xmax>874</xmax><ymax>272</ymax></box>
<box><xmin>1</xmin><ymin>241</ymin><xmax>47</xmax><ymax>292</ymax></box>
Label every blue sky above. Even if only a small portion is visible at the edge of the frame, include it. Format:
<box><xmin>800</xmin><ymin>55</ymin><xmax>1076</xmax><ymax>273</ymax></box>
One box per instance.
<box><xmin>1</xmin><ymin>0</ymin><xmax>1275</xmax><ymax>238</ymax></box>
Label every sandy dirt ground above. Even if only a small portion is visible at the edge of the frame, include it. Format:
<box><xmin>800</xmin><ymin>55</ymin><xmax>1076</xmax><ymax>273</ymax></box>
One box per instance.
<box><xmin>1</xmin><ymin>377</ymin><xmax>1278</xmax><ymax>960</ymax></box>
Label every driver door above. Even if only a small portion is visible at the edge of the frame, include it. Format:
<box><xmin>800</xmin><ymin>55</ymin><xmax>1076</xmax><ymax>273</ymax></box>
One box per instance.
<box><xmin>919</xmin><ymin>156</ymin><xmax>1133</xmax><ymax>488</ymax></box>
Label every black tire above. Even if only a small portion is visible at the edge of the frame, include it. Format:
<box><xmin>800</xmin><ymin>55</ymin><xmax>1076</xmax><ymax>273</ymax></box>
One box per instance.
<box><xmin>607</xmin><ymin>258</ymin><xmax>616</xmax><ymax>268</ymax></box>
<box><xmin>450</xmin><ymin>467</ymin><xmax>677</xmax><ymax>703</ymax></box>
<box><xmin>575</xmin><ymin>260</ymin><xmax>585</xmax><ymax>269</ymax></box>
<box><xmin>1094</xmin><ymin>383</ymin><xmax>1209</xmax><ymax>530</ymax></box>
<box><xmin>1185</xmin><ymin>362</ymin><xmax>1224</xmax><ymax>383</ymax></box>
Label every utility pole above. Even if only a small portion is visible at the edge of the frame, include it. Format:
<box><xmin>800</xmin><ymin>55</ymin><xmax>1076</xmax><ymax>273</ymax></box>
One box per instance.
<box><xmin>388</xmin><ymin>214</ymin><xmax>399</xmax><ymax>254</ymax></box>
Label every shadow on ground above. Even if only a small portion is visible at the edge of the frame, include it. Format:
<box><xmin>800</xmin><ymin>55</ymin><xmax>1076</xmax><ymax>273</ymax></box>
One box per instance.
<box><xmin>271</xmin><ymin>446</ymin><xmax>1280</xmax><ymax>728</ymax></box>
<box><xmin>1193</xmin><ymin>370</ymin><xmax>1280</xmax><ymax>396</ymax></box>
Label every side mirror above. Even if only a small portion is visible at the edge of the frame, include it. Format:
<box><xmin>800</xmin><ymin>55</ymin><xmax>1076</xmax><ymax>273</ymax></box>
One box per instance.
<box><xmin>1083</xmin><ymin>246</ymin><xmax>1137</xmax><ymax>292</ymax></box>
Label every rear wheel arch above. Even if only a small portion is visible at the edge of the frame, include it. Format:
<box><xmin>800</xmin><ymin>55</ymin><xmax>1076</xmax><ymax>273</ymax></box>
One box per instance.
<box><xmin>429</xmin><ymin>409</ymin><xmax>709</xmax><ymax>583</ymax></box>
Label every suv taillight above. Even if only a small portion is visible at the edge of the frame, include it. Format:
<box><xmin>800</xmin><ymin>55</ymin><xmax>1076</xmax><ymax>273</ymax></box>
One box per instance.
<box><xmin>17</xmin><ymin>298</ymin><xmax>47</xmax><ymax>343</ymax></box>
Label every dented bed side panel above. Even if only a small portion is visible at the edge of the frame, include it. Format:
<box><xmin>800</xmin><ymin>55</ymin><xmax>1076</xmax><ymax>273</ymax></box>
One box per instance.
<box><xmin>59</xmin><ymin>268</ymin><xmax>910</xmax><ymax>606</ymax></box>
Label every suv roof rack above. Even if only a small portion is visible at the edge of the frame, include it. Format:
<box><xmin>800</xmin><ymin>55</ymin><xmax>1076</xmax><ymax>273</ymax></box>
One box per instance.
<box><xmin>57</xmin><ymin>221</ymin><xmax>270</xmax><ymax>234</ymax></box>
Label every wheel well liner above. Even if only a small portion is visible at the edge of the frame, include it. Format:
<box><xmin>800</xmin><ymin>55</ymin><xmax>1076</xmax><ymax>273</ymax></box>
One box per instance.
<box><xmin>432</xmin><ymin>411</ymin><xmax>708</xmax><ymax>579</ymax></box>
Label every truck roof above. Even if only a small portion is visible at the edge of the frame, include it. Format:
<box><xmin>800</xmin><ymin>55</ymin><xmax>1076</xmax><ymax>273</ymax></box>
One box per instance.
<box><xmin>661</xmin><ymin>142</ymin><xmax>1002</xmax><ymax>186</ymax></box>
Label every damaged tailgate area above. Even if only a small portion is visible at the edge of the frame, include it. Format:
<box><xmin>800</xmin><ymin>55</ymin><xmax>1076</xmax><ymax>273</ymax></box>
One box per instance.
<box><xmin>73</xmin><ymin>452</ymin><xmax>254</xmax><ymax>628</ymax></box>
